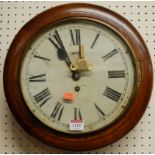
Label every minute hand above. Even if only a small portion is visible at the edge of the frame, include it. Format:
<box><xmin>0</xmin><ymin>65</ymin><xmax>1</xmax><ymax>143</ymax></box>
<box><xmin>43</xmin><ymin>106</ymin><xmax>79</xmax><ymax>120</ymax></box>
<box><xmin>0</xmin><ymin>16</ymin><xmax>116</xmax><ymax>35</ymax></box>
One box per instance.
<box><xmin>54</xmin><ymin>30</ymin><xmax>72</xmax><ymax>67</ymax></box>
<box><xmin>49</xmin><ymin>30</ymin><xmax>80</xmax><ymax>81</ymax></box>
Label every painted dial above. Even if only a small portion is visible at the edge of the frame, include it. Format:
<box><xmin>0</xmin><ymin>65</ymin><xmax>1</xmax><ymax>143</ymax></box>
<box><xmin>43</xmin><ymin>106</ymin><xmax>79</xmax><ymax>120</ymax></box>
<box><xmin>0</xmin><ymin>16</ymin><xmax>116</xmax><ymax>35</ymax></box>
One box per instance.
<box><xmin>20</xmin><ymin>19</ymin><xmax>135</xmax><ymax>134</ymax></box>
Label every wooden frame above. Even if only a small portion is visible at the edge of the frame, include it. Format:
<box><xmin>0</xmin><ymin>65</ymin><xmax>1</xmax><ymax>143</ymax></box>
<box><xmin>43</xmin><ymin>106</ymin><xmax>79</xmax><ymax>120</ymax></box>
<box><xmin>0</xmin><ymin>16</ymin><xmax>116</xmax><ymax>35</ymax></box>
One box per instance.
<box><xmin>3</xmin><ymin>3</ymin><xmax>153</xmax><ymax>151</ymax></box>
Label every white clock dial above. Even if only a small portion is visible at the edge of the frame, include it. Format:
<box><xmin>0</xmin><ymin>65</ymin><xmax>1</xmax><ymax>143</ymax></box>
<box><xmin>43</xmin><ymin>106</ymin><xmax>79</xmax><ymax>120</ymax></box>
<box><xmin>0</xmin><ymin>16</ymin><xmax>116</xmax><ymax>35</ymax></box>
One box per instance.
<box><xmin>20</xmin><ymin>19</ymin><xmax>135</xmax><ymax>134</ymax></box>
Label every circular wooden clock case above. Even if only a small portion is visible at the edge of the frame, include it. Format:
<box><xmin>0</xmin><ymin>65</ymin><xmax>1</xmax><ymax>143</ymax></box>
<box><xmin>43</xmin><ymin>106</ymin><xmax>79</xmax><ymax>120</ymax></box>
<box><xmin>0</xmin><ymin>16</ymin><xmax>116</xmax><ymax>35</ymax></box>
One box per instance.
<box><xmin>4</xmin><ymin>3</ymin><xmax>153</xmax><ymax>151</ymax></box>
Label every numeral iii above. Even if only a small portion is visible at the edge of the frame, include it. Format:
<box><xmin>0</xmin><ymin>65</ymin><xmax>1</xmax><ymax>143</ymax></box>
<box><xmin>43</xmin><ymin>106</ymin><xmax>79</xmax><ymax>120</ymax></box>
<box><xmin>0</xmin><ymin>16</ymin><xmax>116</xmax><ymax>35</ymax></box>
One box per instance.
<box><xmin>108</xmin><ymin>70</ymin><xmax>125</xmax><ymax>78</ymax></box>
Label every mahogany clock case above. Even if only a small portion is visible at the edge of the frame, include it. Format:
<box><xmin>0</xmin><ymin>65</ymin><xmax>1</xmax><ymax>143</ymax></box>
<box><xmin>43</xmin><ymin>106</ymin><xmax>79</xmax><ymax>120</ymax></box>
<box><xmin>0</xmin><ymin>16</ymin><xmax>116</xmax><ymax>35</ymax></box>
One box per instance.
<box><xmin>3</xmin><ymin>3</ymin><xmax>153</xmax><ymax>151</ymax></box>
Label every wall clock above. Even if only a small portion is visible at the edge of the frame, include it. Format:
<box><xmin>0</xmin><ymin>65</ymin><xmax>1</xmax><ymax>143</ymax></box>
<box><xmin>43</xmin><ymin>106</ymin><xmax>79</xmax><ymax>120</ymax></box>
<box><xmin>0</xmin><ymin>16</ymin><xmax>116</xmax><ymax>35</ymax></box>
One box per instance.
<box><xmin>3</xmin><ymin>3</ymin><xmax>153</xmax><ymax>151</ymax></box>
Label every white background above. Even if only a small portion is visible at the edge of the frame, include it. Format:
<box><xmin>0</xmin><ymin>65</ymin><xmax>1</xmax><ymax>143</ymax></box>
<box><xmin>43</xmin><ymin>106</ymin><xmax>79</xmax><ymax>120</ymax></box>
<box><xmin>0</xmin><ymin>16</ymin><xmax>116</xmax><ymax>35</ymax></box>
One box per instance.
<box><xmin>0</xmin><ymin>1</ymin><xmax>155</xmax><ymax>153</ymax></box>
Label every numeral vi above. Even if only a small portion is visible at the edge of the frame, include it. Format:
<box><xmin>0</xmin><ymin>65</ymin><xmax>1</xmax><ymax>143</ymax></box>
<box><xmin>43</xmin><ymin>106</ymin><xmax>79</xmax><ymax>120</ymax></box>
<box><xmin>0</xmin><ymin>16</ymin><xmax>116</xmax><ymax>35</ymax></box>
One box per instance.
<box><xmin>74</xmin><ymin>108</ymin><xmax>82</xmax><ymax>120</ymax></box>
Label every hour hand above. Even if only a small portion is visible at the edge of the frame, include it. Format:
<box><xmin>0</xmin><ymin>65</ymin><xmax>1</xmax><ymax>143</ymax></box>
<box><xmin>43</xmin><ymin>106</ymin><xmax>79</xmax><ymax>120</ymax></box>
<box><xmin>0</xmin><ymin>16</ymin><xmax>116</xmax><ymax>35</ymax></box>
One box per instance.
<box><xmin>72</xmin><ymin>45</ymin><xmax>92</xmax><ymax>71</ymax></box>
<box><xmin>48</xmin><ymin>37</ymin><xmax>66</xmax><ymax>60</ymax></box>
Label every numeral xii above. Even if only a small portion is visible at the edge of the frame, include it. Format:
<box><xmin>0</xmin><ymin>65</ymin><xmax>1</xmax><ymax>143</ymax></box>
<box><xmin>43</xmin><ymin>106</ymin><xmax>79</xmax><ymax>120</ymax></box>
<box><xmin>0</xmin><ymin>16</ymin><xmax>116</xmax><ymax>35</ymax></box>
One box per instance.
<box><xmin>70</xmin><ymin>29</ymin><xmax>80</xmax><ymax>45</ymax></box>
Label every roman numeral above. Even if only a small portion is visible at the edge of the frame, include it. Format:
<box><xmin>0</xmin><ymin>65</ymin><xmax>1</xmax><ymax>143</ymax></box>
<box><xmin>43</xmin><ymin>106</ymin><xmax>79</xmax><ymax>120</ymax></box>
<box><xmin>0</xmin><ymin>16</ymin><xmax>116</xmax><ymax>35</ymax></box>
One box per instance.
<box><xmin>91</xmin><ymin>33</ymin><xmax>100</xmax><ymax>49</ymax></box>
<box><xmin>108</xmin><ymin>70</ymin><xmax>125</xmax><ymax>78</ymax></box>
<box><xmin>34</xmin><ymin>53</ymin><xmax>50</xmax><ymax>63</ymax></box>
<box><xmin>103</xmin><ymin>87</ymin><xmax>121</xmax><ymax>102</ymax></box>
<box><xmin>29</xmin><ymin>74</ymin><xmax>46</xmax><ymax>82</ymax></box>
<box><xmin>70</xmin><ymin>29</ymin><xmax>80</xmax><ymax>45</ymax></box>
<box><xmin>34</xmin><ymin>88</ymin><xmax>51</xmax><ymax>107</ymax></box>
<box><xmin>102</xmin><ymin>49</ymin><xmax>118</xmax><ymax>61</ymax></box>
<box><xmin>51</xmin><ymin>102</ymin><xmax>64</xmax><ymax>121</ymax></box>
<box><xmin>48</xmin><ymin>29</ymin><xmax>65</xmax><ymax>50</ymax></box>
<box><xmin>94</xmin><ymin>103</ymin><xmax>105</xmax><ymax>117</ymax></box>
<box><xmin>74</xmin><ymin>108</ymin><xmax>82</xmax><ymax>120</ymax></box>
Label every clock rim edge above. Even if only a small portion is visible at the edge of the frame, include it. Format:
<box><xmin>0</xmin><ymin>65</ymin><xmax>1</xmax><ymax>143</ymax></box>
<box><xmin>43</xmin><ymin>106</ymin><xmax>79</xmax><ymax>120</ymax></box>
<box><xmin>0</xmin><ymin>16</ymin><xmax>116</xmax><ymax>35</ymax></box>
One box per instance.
<box><xmin>3</xmin><ymin>3</ymin><xmax>153</xmax><ymax>151</ymax></box>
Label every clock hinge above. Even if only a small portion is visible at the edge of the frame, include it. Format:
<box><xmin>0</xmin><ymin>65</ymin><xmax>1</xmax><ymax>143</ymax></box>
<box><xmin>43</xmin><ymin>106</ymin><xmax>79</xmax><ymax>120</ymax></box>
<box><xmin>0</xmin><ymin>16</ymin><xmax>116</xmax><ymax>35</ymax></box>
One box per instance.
<box><xmin>135</xmin><ymin>60</ymin><xmax>142</xmax><ymax>82</ymax></box>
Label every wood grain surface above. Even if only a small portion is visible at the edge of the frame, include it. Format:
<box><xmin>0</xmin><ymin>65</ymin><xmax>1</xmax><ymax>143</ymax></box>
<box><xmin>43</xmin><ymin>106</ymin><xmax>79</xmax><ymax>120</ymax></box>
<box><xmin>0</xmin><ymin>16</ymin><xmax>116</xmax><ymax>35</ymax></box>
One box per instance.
<box><xmin>3</xmin><ymin>3</ymin><xmax>153</xmax><ymax>151</ymax></box>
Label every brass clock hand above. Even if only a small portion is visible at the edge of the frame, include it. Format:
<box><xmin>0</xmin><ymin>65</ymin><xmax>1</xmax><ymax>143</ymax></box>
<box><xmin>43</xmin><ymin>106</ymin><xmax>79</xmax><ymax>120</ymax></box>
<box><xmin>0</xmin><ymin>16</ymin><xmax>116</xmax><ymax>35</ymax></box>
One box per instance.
<box><xmin>79</xmin><ymin>44</ymin><xmax>84</xmax><ymax>59</ymax></box>
<box><xmin>69</xmin><ymin>45</ymin><xmax>85</xmax><ymax>71</ymax></box>
<box><xmin>77</xmin><ymin>45</ymin><xmax>92</xmax><ymax>71</ymax></box>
